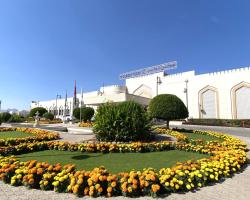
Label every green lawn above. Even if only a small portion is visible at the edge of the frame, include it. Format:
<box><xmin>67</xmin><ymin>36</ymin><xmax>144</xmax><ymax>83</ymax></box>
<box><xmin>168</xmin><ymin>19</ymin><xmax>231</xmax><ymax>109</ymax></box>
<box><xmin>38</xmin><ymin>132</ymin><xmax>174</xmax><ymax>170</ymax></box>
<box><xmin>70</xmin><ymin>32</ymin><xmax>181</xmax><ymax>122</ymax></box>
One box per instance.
<box><xmin>182</xmin><ymin>132</ymin><xmax>224</xmax><ymax>142</ymax></box>
<box><xmin>17</xmin><ymin>150</ymin><xmax>209</xmax><ymax>173</ymax></box>
<box><xmin>0</xmin><ymin>131</ymin><xmax>34</xmax><ymax>139</ymax></box>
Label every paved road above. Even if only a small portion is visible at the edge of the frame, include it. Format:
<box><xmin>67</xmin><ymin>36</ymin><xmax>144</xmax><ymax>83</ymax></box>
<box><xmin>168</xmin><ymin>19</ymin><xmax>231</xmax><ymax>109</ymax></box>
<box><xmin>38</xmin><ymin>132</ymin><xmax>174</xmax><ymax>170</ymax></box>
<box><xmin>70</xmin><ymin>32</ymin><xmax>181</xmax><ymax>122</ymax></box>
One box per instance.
<box><xmin>170</xmin><ymin>124</ymin><xmax>250</xmax><ymax>138</ymax></box>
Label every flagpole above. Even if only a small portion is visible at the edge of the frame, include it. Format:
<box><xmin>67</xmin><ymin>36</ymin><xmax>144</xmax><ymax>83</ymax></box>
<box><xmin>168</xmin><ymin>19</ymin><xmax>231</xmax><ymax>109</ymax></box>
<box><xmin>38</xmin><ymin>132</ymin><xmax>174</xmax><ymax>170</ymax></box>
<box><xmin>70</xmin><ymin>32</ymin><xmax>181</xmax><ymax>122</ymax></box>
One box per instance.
<box><xmin>80</xmin><ymin>88</ymin><xmax>82</xmax><ymax>123</ymax></box>
<box><xmin>63</xmin><ymin>90</ymin><xmax>67</xmax><ymax>123</ymax></box>
<box><xmin>80</xmin><ymin>88</ymin><xmax>83</xmax><ymax>122</ymax></box>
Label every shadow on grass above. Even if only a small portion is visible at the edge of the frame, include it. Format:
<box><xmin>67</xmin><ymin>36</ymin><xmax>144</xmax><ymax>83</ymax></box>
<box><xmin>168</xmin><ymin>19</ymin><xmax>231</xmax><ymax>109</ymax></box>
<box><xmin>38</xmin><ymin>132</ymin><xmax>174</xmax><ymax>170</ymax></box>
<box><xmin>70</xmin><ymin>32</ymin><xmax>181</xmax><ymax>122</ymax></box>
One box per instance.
<box><xmin>17</xmin><ymin>152</ymin><xmax>102</xmax><ymax>161</ymax></box>
<box><xmin>71</xmin><ymin>154</ymin><xmax>100</xmax><ymax>160</ymax></box>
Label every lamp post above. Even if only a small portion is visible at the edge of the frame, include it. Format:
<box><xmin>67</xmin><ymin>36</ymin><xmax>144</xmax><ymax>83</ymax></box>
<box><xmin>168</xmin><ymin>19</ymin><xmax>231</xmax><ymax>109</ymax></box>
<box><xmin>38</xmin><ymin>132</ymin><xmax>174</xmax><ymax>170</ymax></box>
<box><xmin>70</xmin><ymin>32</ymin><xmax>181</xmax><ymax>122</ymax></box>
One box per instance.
<box><xmin>184</xmin><ymin>80</ymin><xmax>189</xmax><ymax>110</ymax></box>
<box><xmin>55</xmin><ymin>94</ymin><xmax>62</xmax><ymax>118</ymax></box>
<box><xmin>156</xmin><ymin>76</ymin><xmax>162</xmax><ymax>96</ymax></box>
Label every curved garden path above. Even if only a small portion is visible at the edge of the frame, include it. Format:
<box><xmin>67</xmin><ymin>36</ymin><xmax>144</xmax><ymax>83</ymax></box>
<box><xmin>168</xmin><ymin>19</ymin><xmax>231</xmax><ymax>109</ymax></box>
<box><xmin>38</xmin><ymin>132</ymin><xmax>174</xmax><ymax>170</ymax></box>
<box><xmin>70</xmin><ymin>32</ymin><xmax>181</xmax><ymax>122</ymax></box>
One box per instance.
<box><xmin>0</xmin><ymin>125</ymin><xmax>249</xmax><ymax>200</ymax></box>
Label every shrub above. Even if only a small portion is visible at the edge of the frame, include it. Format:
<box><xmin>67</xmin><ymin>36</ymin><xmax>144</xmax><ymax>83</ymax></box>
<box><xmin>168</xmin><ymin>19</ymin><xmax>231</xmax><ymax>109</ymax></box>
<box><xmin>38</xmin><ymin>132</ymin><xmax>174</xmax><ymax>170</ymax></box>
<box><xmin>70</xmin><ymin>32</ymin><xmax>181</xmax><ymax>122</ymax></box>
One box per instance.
<box><xmin>43</xmin><ymin>112</ymin><xmax>54</xmax><ymax>120</ymax></box>
<box><xmin>93</xmin><ymin>101</ymin><xmax>150</xmax><ymax>142</ymax></box>
<box><xmin>148</xmin><ymin>94</ymin><xmax>188</xmax><ymax>128</ymax></box>
<box><xmin>73</xmin><ymin>107</ymin><xmax>94</xmax><ymax>122</ymax></box>
<box><xmin>8</xmin><ymin>114</ymin><xmax>24</xmax><ymax>123</ymax></box>
<box><xmin>0</xmin><ymin>115</ymin><xmax>2</xmax><ymax>125</ymax></box>
<box><xmin>0</xmin><ymin>112</ymin><xmax>12</xmax><ymax>122</ymax></box>
<box><xmin>29</xmin><ymin>107</ymin><xmax>48</xmax><ymax>117</ymax></box>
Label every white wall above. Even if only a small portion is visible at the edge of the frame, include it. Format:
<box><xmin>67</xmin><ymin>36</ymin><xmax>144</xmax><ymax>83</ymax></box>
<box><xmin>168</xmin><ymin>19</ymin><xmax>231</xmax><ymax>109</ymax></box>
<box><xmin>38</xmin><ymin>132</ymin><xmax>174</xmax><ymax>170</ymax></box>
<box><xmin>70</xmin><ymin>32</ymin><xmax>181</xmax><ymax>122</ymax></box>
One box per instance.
<box><xmin>126</xmin><ymin>67</ymin><xmax>250</xmax><ymax>119</ymax></box>
<box><xmin>31</xmin><ymin>67</ymin><xmax>250</xmax><ymax>120</ymax></box>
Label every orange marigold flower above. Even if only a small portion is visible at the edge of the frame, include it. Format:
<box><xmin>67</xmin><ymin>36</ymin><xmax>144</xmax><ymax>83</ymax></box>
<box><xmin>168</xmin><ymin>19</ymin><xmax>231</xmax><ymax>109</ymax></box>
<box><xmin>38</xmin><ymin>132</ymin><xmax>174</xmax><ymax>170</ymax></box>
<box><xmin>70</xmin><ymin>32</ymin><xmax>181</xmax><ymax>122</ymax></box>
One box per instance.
<box><xmin>151</xmin><ymin>184</ymin><xmax>160</xmax><ymax>193</ymax></box>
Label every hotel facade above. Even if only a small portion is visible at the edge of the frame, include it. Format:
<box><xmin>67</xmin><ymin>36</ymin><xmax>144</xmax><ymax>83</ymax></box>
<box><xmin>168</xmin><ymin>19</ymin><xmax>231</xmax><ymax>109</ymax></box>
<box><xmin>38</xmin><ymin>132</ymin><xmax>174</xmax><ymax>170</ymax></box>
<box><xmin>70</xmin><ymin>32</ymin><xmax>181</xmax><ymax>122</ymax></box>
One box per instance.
<box><xmin>31</xmin><ymin>65</ymin><xmax>250</xmax><ymax>120</ymax></box>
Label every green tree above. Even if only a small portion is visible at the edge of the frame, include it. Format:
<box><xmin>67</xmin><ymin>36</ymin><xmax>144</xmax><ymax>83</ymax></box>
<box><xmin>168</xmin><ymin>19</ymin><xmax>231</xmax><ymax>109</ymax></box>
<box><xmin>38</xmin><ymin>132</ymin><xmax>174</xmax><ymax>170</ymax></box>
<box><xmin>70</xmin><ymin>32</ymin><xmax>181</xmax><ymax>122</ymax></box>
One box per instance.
<box><xmin>81</xmin><ymin>107</ymin><xmax>94</xmax><ymax>122</ymax></box>
<box><xmin>0</xmin><ymin>112</ymin><xmax>12</xmax><ymax>122</ymax></box>
<box><xmin>73</xmin><ymin>108</ymin><xmax>81</xmax><ymax>120</ymax></box>
<box><xmin>43</xmin><ymin>112</ymin><xmax>54</xmax><ymax>120</ymax></box>
<box><xmin>29</xmin><ymin>107</ymin><xmax>48</xmax><ymax>117</ymax></box>
<box><xmin>148</xmin><ymin>94</ymin><xmax>189</xmax><ymax>128</ymax></box>
<box><xmin>73</xmin><ymin>107</ymin><xmax>94</xmax><ymax>122</ymax></box>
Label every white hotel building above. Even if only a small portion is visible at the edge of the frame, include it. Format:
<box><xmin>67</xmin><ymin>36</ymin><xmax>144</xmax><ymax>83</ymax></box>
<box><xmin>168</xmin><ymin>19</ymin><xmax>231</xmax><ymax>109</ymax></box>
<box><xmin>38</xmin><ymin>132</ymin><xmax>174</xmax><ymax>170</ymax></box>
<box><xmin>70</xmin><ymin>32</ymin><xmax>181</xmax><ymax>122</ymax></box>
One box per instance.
<box><xmin>31</xmin><ymin>64</ymin><xmax>250</xmax><ymax>120</ymax></box>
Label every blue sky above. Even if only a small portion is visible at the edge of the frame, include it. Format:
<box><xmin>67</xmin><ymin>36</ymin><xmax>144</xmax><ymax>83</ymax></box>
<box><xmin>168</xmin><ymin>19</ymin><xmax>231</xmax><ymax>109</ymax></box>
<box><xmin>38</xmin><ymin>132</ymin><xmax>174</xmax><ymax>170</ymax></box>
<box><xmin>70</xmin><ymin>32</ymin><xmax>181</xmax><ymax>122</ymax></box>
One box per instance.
<box><xmin>0</xmin><ymin>0</ymin><xmax>250</xmax><ymax>110</ymax></box>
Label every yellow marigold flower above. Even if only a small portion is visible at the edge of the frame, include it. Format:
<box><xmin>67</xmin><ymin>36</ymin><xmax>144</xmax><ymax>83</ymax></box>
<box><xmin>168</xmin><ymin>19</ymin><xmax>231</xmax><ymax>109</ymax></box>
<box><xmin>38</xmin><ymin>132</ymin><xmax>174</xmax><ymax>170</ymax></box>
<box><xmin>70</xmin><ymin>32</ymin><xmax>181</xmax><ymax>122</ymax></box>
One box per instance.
<box><xmin>107</xmin><ymin>186</ymin><xmax>112</xmax><ymax>193</ymax></box>
<box><xmin>127</xmin><ymin>186</ymin><xmax>133</xmax><ymax>193</ymax></box>
<box><xmin>88</xmin><ymin>179</ymin><xmax>93</xmax><ymax>186</ymax></box>
<box><xmin>178</xmin><ymin>180</ymin><xmax>183</xmax><ymax>185</ymax></box>
<box><xmin>52</xmin><ymin>181</ymin><xmax>59</xmax><ymax>187</ymax></box>
<box><xmin>111</xmin><ymin>181</ymin><xmax>117</xmax><ymax>187</ymax></box>
<box><xmin>90</xmin><ymin>186</ymin><xmax>95</xmax><ymax>191</ymax></box>
<box><xmin>44</xmin><ymin>181</ymin><xmax>48</xmax><ymax>186</ymax></box>
<box><xmin>95</xmin><ymin>184</ymin><xmax>101</xmax><ymax>189</ymax></box>
<box><xmin>145</xmin><ymin>174</ymin><xmax>151</xmax><ymax>181</ymax></box>
<box><xmin>210</xmin><ymin>174</ymin><xmax>215</xmax><ymax>179</ymax></box>
<box><xmin>59</xmin><ymin>177</ymin><xmax>64</xmax><ymax>182</ymax></box>
<box><xmin>186</xmin><ymin>184</ymin><xmax>191</xmax><ymax>190</ymax></box>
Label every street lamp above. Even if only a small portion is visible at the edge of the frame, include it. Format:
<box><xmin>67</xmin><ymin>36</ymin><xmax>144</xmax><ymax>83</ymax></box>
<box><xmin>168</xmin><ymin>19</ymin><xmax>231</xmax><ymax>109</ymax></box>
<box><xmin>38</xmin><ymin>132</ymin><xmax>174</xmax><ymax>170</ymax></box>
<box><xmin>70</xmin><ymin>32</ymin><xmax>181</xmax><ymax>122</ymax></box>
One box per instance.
<box><xmin>184</xmin><ymin>80</ymin><xmax>189</xmax><ymax>110</ymax></box>
<box><xmin>156</xmin><ymin>76</ymin><xmax>162</xmax><ymax>96</ymax></box>
<box><xmin>55</xmin><ymin>94</ymin><xmax>62</xmax><ymax>118</ymax></box>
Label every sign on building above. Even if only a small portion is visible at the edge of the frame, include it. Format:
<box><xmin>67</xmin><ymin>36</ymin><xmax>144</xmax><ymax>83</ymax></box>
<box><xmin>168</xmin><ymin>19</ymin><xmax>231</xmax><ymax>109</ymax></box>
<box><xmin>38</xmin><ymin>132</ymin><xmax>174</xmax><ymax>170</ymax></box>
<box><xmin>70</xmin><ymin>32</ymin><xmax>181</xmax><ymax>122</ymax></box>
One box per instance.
<box><xmin>119</xmin><ymin>61</ymin><xmax>177</xmax><ymax>80</ymax></box>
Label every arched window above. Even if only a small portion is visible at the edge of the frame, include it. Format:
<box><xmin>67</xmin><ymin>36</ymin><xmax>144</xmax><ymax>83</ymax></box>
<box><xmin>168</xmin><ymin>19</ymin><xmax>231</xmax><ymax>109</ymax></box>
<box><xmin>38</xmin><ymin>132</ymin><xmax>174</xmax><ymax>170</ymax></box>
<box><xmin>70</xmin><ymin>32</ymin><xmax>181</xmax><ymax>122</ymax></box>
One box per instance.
<box><xmin>49</xmin><ymin>106</ymin><xmax>53</xmax><ymax>114</ymax></box>
<box><xmin>231</xmin><ymin>82</ymin><xmax>250</xmax><ymax>119</ymax></box>
<box><xmin>198</xmin><ymin>86</ymin><xmax>219</xmax><ymax>119</ymax></box>
<box><xmin>59</xmin><ymin>106</ymin><xmax>63</xmax><ymax>116</ymax></box>
<box><xmin>64</xmin><ymin>105</ymin><xmax>70</xmax><ymax>116</ymax></box>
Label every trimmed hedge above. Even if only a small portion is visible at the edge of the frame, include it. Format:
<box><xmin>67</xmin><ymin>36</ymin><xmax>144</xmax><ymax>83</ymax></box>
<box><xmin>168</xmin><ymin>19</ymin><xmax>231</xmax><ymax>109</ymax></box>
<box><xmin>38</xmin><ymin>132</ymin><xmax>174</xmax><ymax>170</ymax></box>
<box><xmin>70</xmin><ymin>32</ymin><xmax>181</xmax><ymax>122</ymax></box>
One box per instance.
<box><xmin>185</xmin><ymin>118</ymin><xmax>250</xmax><ymax>128</ymax></box>
<box><xmin>148</xmin><ymin>94</ymin><xmax>188</xmax><ymax>128</ymax></box>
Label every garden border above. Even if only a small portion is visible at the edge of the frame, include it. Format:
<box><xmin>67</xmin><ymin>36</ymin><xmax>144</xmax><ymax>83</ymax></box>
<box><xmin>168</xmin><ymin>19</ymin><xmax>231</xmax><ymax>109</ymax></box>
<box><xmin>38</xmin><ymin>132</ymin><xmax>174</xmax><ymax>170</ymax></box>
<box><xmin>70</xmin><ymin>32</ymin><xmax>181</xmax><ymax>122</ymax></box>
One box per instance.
<box><xmin>0</xmin><ymin>128</ymin><xmax>248</xmax><ymax>198</ymax></box>
<box><xmin>0</xmin><ymin>127</ymin><xmax>60</xmax><ymax>146</ymax></box>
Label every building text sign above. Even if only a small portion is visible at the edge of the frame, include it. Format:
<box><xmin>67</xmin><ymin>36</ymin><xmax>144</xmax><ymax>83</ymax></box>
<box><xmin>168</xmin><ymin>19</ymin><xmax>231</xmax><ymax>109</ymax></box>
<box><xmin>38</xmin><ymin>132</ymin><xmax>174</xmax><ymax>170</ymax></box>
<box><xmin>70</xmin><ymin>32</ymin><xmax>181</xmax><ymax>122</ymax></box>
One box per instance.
<box><xmin>119</xmin><ymin>61</ymin><xmax>177</xmax><ymax>80</ymax></box>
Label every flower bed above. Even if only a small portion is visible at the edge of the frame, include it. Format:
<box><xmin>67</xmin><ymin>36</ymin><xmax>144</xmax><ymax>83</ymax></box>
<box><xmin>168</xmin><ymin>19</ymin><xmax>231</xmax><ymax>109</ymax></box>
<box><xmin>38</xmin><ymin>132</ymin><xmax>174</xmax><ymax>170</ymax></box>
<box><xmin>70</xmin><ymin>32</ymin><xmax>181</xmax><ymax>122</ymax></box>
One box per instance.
<box><xmin>0</xmin><ymin>127</ymin><xmax>60</xmax><ymax>146</ymax></box>
<box><xmin>79</xmin><ymin>122</ymin><xmax>93</xmax><ymax>128</ymax></box>
<box><xmin>0</xmin><ymin>128</ymin><xmax>248</xmax><ymax>198</ymax></box>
